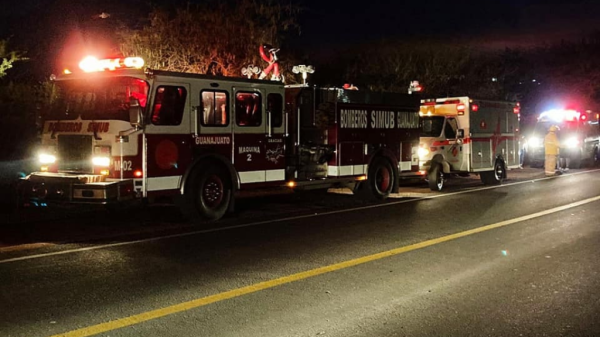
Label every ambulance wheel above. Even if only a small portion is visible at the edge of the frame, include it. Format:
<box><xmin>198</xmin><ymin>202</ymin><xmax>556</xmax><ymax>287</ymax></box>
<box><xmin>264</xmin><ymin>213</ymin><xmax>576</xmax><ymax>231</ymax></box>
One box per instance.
<box><xmin>427</xmin><ymin>164</ymin><xmax>444</xmax><ymax>191</ymax></box>
<box><xmin>358</xmin><ymin>158</ymin><xmax>394</xmax><ymax>200</ymax></box>
<box><xmin>187</xmin><ymin>164</ymin><xmax>231</xmax><ymax>222</ymax></box>
<box><xmin>481</xmin><ymin>160</ymin><xmax>505</xmax><ymax>185</ymax></box>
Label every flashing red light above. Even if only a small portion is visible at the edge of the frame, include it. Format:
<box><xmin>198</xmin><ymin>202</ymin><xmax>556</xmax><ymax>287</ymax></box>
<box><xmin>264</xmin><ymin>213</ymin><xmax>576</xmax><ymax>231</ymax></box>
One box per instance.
<box><xmin>134</xmin><ymin>169</ymin><xmax>143</xmax><ymax>178</ymax></box>
<box><xmin>471</xmin><ymin>104</ymin><xmax>479</xmax><ymax>112</ymax></box>
<box><xmin>580</xmin><ymin>114</ymin><xmax>588</xmax><ymax>121</ymax></box>
<box><xmin>414</xmin><ymin>85</ymin><xmax>423</xmax><ymax>92</ymax></box>
<box><xmin>513</xmin><ymin>102</ymin><xmax>521</xmax><ymax>114</ymax></box>
<box><xmin>457</xmin><ymin>103</ymin><xmax>466</xmax><ymax>111</ymax></box>
<box><xmin>79</xmin><ymin>56</ymin><xmax>145</xmax><ymax>73</ymax></box>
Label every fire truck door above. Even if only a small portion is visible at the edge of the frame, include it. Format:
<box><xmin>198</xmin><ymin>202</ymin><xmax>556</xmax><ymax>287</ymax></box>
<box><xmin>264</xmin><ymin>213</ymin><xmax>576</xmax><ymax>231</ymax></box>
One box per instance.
<box><xmin>264</xmin><ymin>91</ymin><xmax>286</xmax><ymax>182</ymax></box>
<box><xmin>144</xmin><ymin>83</ymin><xmax>192</xmax><ymax>194</ymax></box>
<box><xmin>233</xmin><ymin>87</ymin><xmax>270</xmax><ymax>184</ymax></box>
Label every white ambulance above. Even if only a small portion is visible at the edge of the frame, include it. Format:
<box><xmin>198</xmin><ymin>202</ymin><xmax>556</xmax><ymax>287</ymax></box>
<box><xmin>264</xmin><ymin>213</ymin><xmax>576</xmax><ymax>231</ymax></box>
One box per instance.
<box><xmin>418</xmin><ymin>97</ymin><xmax>521</xmax><ymax>191</ymax></box>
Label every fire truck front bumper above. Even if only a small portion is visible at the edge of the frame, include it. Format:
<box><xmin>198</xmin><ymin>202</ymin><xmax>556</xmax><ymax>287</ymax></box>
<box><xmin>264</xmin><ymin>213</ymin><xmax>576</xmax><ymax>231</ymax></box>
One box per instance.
<box><xmin>19</xmin><ymin>172</ymin><xmax>136</xmax><ymax>205</ymax></box>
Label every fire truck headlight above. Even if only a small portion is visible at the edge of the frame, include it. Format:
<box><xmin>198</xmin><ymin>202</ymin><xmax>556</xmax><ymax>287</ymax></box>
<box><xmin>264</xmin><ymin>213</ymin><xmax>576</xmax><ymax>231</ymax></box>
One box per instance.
<box><xmin>92</xmin><ymin>156</ymin><xmax>111</xmax><ymax>167</ymax></box>
<box><xmin>565</xmin><ymin>137</ymin><xmax>579</xmax><ymax>148</ymax></box>
<box><xmin>418</xmin><ymin>147</ymin><xmax>430</xmax><ymax>159</ymax></box>
<box><xmin>528</xmin><ymin>137</ymin><xmax>543</xmax><ymax>148</ymax></box>
<box><xmin>39</xmin><ymin>153</ymin><xmax>57</xmax><ymax>164</ymax></box>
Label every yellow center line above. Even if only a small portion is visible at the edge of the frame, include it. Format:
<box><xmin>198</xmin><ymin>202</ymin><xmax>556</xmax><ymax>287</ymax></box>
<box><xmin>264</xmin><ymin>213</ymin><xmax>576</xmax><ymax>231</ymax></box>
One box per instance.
<box><xmin>49</xmin><ymin>195</ymin><xmax>600</xmax><ymax>337</ymax></box>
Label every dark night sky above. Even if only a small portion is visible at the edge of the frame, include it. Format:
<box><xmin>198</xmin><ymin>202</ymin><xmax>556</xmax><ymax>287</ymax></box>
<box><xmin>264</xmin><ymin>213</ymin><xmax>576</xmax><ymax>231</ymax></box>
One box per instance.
<box><xmin>296</xmin><ymin>0</ymin><xmax>600</xmax><ymax>48</ymax></box>
<box><xmin>0</xmin><ymin>0</ymin><xmax>598</xmax><ymax>75</ymax></box>
<box><xmin>2</xmin><ymin>0</ymin><xmax>598</xmax><ymax>43</ymax></box>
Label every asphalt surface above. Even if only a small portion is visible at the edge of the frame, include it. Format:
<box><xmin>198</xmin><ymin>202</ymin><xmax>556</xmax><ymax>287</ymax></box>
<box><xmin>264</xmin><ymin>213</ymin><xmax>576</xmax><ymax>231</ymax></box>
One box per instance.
<box><xmin>1</xmin><ymin>168</ymin><xmax>600</xmax><ymax>337</ymax></box>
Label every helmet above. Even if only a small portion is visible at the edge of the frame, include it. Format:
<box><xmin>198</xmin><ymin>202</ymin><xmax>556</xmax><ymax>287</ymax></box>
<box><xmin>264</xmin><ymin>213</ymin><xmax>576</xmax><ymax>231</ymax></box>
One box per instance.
<box><xmin>549</xmin><ymin>125</ymin><xmax>558</xmax><ymax>132</ymax></box>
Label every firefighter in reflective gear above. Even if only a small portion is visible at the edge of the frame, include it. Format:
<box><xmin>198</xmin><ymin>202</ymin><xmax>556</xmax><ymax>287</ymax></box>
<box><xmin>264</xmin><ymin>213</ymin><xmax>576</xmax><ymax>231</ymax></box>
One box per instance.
<box><xmin>544</xmin><ymin>125</ymin><xmax>560</xmax><ymax>176</ymax></box>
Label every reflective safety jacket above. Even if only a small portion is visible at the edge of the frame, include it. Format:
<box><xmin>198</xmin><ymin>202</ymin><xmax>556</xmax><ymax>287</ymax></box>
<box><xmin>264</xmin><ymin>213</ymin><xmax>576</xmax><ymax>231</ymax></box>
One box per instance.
<box><xmin>544</xmin><ymin>131</ymin><xmax>559</xmax><ymax>155</ymax></box>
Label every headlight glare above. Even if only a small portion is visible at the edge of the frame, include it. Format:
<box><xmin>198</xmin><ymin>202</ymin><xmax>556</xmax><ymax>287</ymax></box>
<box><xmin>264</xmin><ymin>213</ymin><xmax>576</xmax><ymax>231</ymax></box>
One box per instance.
<box><xmin>565</xmin><ymin>137</ymin><xmax>579</xmax><ymax>148</ymax></box>
<box><xmin>529</xmin><ymin>137</ymin><xmax>543</xmax><ymax>148</ymax></box>
<box><xmin>39</xmin><ymin>153</ymin><xmax>57</xmax><ymax>164</ymax></box>
<box><xmin>418</xmin><ymin>147</ymin><xmax>430</xmax><ymax>159</ymax></box>
<box><xmin>92</xmin><ymin>156</ymin><xmax>110</xmax><ymax>167</ymax></box>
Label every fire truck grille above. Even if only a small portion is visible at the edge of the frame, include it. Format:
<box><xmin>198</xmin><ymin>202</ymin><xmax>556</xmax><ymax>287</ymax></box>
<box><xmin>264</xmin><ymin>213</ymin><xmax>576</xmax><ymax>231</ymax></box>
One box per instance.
<box><xmin>57</xmin><ymin>135</ymin><xmax>93</xmax><ymax>173</ymax></box>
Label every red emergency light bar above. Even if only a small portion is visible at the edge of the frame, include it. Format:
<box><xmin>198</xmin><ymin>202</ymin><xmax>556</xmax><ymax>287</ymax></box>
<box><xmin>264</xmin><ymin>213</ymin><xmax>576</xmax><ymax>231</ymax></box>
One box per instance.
<box><xmin>79</xmin><ymin>56</ymin><xmax>145</xmax><ymax>73</ymax></box>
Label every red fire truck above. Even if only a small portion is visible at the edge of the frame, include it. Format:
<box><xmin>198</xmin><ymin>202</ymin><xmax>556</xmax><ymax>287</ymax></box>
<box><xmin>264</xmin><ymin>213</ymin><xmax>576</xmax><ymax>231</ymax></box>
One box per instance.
<box><xmin>21</xmin><ymin>57</ymin><xmax>421</xmax><ymax>221</ymax></box>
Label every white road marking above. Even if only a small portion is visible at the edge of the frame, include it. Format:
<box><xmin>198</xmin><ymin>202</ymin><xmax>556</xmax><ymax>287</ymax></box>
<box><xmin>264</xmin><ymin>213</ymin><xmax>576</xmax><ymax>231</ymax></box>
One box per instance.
<box><xmin>1</xmin><ymin>168</ymin><xmax>599</xmax><ymax>265</ymax></box>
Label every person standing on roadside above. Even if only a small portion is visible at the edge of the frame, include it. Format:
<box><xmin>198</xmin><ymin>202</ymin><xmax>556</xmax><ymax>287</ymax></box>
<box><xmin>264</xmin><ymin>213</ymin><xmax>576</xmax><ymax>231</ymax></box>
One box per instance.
<box><xmin>544</xmin><ymin>125</ymin><xmax>560</xmax><ymax>176</ymax></box>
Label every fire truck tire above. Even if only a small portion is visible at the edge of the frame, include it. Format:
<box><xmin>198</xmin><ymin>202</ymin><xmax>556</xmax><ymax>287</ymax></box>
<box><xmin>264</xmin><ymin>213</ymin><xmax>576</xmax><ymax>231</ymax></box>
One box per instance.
<box><xmin>186</xmin><ymin>164</ymin><xmax>232</xmax><ymax>222</ymax></box>
<box><xmin>480</xmin><ymin>160</ymin><xmax>505</xmax><ymax>185</ymax></box>
<box><xmin>358</xmin><ymin>158</ymin><xmax>395</xmax><ymax>200</ymax></box>
<box><xmin>427</xmin><ymin>164</ymin><xmax>444</xmax><ymax>191</ymax></box>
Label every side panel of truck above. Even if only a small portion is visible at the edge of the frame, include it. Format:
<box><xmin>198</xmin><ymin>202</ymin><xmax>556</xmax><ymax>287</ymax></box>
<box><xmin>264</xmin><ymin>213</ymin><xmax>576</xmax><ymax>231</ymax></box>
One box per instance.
<box><xmin>469</xmin><ymin>101</ymin><xmax>519</xmax><ymax>171</ymax></box>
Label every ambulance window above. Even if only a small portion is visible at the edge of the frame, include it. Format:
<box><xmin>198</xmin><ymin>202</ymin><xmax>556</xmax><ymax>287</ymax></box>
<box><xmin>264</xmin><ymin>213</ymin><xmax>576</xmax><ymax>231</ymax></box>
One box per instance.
<box><xmin>420</xmin><ymin>116</ymin><xmax>444</xmax><ymax>137</ymax></box>
<box><xmin>236</xmin><ymin>92</ymin><xmax>262</xmax><ymax>127</ymax></box>
<box><xmin>267</xmin><ymin>93</ymin><xmax>283</xmax><ymax>127</ymax></box>
<box><xmin>151</xmin><ymin>86</ymin><xmax>187</xmax><ymax>126</ymax></box>
<box><xmin>200</xmin><ymin>91</ymin><xmax>229</xmax><ymax>126</ymax></box>
<box><xmin>445</xmin><ymin>118</ymin><xmax>458</xmax><ymax>139</ymax></box>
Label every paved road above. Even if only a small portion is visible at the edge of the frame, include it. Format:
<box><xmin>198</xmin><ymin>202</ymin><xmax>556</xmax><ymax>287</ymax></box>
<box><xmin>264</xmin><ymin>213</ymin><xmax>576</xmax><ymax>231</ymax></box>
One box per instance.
<box><xmin>1</xmin><ymin>169</ymin><xmax>600</xmax><ymax>337</ymax></box>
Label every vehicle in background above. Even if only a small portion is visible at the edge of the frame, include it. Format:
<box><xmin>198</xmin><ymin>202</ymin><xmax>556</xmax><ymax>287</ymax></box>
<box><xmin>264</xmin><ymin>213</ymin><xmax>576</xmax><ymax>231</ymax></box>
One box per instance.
<box><xmin>526</xmin><ymin>109</ymin><xmax>600</xmax><ymax>168</ymax></box>
<box><xmin>19</xmin><ymin>56</ymin><xmax>421</xmax><ymax>221</ymax></box>
<box><xmin>418</xmin><ymin>97</ymin><xmax>521</xmax><ymax>191</ymax></box>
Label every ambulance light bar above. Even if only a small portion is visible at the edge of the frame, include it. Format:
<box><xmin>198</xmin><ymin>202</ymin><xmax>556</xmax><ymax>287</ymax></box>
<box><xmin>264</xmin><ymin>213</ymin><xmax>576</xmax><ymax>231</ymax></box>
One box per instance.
<box><xmin>79</xmin><ymin>56</ymin><xmax>145</xmax><ymax>73</ymax></box>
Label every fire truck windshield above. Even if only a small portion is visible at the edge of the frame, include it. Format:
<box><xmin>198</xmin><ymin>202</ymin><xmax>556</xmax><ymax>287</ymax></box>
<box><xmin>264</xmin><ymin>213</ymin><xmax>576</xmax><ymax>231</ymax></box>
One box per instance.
<box><xmin>420</xmin><ymin>116</ymin><xmax>445</xmax><ymax>137</ymax></box>
<box><xmin>46</xmin><ymin>77</ymin><xmax>149</xmax><ymax>122</ymax></box>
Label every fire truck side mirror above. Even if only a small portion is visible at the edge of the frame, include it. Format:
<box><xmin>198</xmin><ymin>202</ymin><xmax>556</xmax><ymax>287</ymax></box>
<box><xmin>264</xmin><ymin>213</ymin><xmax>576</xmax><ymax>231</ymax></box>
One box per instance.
<box><xmin>457</xmin><ymin>129</ymin><xmax>465</xmax><ymax>139</ymax></box>
<box><xmin>129</xmin><ymin>98</ymin><xmax>144</xmax><ymax>128</ymax></box>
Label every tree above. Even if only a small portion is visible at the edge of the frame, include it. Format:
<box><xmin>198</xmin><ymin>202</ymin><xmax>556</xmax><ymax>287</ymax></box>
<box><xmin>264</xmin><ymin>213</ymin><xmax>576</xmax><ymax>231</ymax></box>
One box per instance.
<box><xmin>343</xmin><ymin>40</ymin><xmax>474</xmax><ymax>96</ymax></box>
<box><xmin>0</xmin><ymin>39</ymin><xmax>26</xmax><ymax>78</ymax></box>
<box><xmin>118</xmin><ymin>1</ymin><xmax>301</xmax><ymax>78</ymax></box>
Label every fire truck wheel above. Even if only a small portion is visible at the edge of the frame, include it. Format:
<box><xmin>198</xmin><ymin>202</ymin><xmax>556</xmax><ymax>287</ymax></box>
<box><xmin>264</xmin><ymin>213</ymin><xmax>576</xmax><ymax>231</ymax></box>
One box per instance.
<box><xmin>480</xmin><ymin>160</ymin><xmax>505</xmax><ymax>185</ymax></box>
<box><xmin>358</xmin><ymin>158</ymin><xmax>394</xmax><ymax>200</ymax></box>
<box><xmin>189</xmin><ymin>165</ymin><xmax>231</xmax><ymax>222</ymax></box>
<box><xmin>427</xmin><ymin>164</ymin><xmax>444</xmax><ymax>191</ymax></box>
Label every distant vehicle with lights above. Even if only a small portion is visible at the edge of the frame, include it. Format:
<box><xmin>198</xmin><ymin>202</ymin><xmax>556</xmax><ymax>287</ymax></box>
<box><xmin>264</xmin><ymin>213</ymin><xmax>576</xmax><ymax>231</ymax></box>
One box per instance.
<box><xmin>418</xmin><ymin>97</ymin><xmax>521</xmax><ymax>191</ymax></box>
<box><xmin>526</xmin><ymin>109</ymin><xmax>600</xmax><ymax>168</ymax></box>
<box><xmin>19</xmin><ymin>56</ymin><xmax>421</xmax><ymax>221</ymax></box>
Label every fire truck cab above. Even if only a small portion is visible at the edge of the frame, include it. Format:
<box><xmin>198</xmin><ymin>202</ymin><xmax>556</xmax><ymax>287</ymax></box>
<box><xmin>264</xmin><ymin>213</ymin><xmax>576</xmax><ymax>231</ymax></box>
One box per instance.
<box><xmin>21</xmin><ymin>57</ymin><xmax>421</xmax><ymax>221</ymax></box>
<box><xmin>418</xmin><ymin>97</ymin><xmax>521</xmax><ymax>191</ymax></box>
